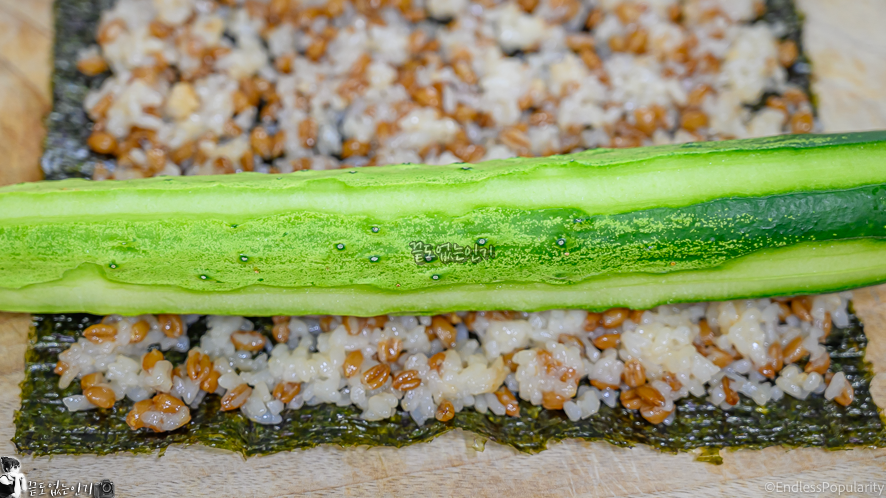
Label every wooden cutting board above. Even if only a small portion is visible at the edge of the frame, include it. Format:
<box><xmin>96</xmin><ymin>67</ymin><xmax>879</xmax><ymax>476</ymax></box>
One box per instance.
<box><xmin>2</xmin><ymin>1</ymin><xmax>886</xmax><ymax>496</ymax></box>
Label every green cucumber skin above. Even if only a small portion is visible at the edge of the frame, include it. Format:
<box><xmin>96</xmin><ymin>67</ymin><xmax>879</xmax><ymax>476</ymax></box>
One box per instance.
<box><xmin>3</xmin><ymin>131</ymin><xmax>886</xmax><ymax>223</ymax></box>
<box><xmin>1</xmin><ymin>132</ymin><xmax>886</xmax><ymax>314</ymax></box>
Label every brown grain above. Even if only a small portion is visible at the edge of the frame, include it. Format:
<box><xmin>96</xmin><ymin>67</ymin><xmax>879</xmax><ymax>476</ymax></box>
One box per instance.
<box><xmin>97</xmin><ymin>19</ymin><xmax>126</xmax><ymax>45</ymax></box>
<box><xmin>80</xmin><ymin>372</ymin><xmax>104</xmax><ymax>390</ymax></box>
<box><xmin>299</xmin><ymin>118</ymin><xmax>318</xmax><ymax>147</ymax></box>
<box><xmin>722</xmin><ymin>377</ymin><xmax>739</xmax><ymax>405</ymax></box>
<box><xmin>834</xmin><ymin>382</ymin><xmax>854</xmax><ymax>406</ymax></box>
<box><xmin>319</xmin><ymin>316</ymin><xmax>336</xmax><ymax>332</ymax></box>
<box><xmin>637</xmin><ymin>384</ymin><xmax>665</xmax><ymax>406</ymax></box>
<box><xmin>158</xmin><ymin>314</ymin><xmax>183</xmax><ymax>338</ymax></box>
<box><xmin>681</xmin><ymin>107</ymin><xmax>708</xmax><ymax>132</ymax></box>
<box><xmin>608</xmin><ymin>35</ymin><xmax>626</xmax><ymax>53</ymax></box>
<box><xmin>777</xmin><ymin>302</ymin><xmax>792</xmax><ymax>321</ymax></box>
<box><xmin>435</xmin><ymin>399</ymin><xmax>455</xmax><ymax>421</ymax></box>
<box><xmin>500</xmin><ymin>127</ymin><xmax>531</xmax><ymax>156</ymax></box>
<box><xmin>343</xmin><ymin>350</ymin><xmax>364</xmax><ymax>378</ymax></box>
<box><xmin>698</xmin><ymin>319</ymin><xmax>715</xmax><ymax>346</ymax></box>
<box><xmin>579</xmin><ymin>48</ymin><xmax>603</xmax><ymax>70</ymax></box>
<box><xmin>758</xmin><ymin>341</ymin><xmax>783</xmax><ymax>379</ymax></box>
<box><xmin>791</xmin><ymin>297</ymin><xmax>812</xmax><ymax>321</ymax></box>
<box><xmin>377</xmin><ymin>337</ymin><xmax>403</xmax><ymax>363</ymax></box>
<box><xmin>87</xmin><ymin>131</ymin><xmax>118</xmax><ymax>155</ymax></box>
<box><xmin>429</xmin><ymin>351</ymin><xmax>447</xmax><ymax>373</ymax></box>
<box><xmin>341</xmin><ymin>139</ymin><xmax>371</xmax><ymax>158</ymax></box>
<box><xmin>142</xmin><ymin>350</ymin><xmax>164</xmax><ymax>371</ymax></box>
<box><xmin>592</xmin><ymin>333</ymin><xmax>620</xmax><ymax>350</ymax></box>
<box><xmin>149</xmin><ymin>20</ymin><xmax>173</xmax><ymax>38</ymax></box>
<box><xmin>84</xmin><ymin>324</ymin><xmax>117</xmax><ymax>344</ymax></box>
<box><xmin>201</xmin><ymin>370</ymin><xmax>220</xmax><ymax>393</ymax></box>
<box><xmin>154</xmin><ymin>393</ymin><xmax>186</xmax><ymax>414</ymax></box>
<box><xmin>622</xmin><ymin>358</ymin><xmax>646</xmax><ymax>387</ymax></box>
<box><xmin>77</xmin><ymin>56</ymin><xmax>108</xmax><ymax>76</ymax></box>
<box><xmin>783</xmin><ymin>336</ymin><xmax>809</xmax><ymax>364</ymax></box>
<box><xmin>783</xmin><ymin>87</ymin><xmax>808</xmax><ymax>105</ymax></box>
<box><xmin>250</xmin><ymin>126</ymin><xmax>274</xmax><ymax>159</ymax></box>
<box><xmin>541</xmin><ymin>391</ymin><xmax>567</xmax><ymax>410</ymax></box>
<box><xmin>633</xmin><ymin>107</ymin><xmax>657</xmax><ymax>136</ymax></box>
<box><xmin>790</xmin><ymin>108</ymin><xmax>814</xmax><ymax>134</ymax></box>
<box><xmin>620</xmin><ymin>388</ymin><xmax>642</xmax><ymax>410</ymax></box>
<box><xmin>687</xmin><ymin>84</ymin><xmax>712</xmax><ymax>106</ymax></box>
<box><xmin>126</xmin><ymin>399</ymin><xmax>154</xmax><ymax>430</ymax></box>
<box><xmin>558</xmin><ymin>334</ymin><xmax>585</xmax><ymax>355</ymax></box>
<box><xmin>430</xmin><ymin>316</ymin><xmax>457</xmax><ymax>348</ymax></box>
<box><xmin>412</xmin><ymin>86</ymin><xmax>442</xmax><ymax>108</ymax></box>
<box><xmin>392</xmin><ymin>370</ymin><xmax>422</xmax><ymax>391</ymax></box>
<box><xmin>706</xmin><ymin>347</ymin><xmax>734</xmax><ymax>368</ymax></box>
<box><xmin>85</xmin><ymin>386</ymin><xmax>116</xmax><ymax>409</ymax></box>
<box><xmin>362</xmin><ymin>363</ymin><xmax>391</xmax><ymax>390</ymax></box>
<box><xmin>662</xmin><ymin>371</ymin><xmax>682</xmax><ymax>391</ymax></box>
<box><xmin>54</xmin><ymin>361</ymin><xmax>69</xmax><ymax>376</ymax></box>
<box><xmin>272</xmin><ymin>323</ymin><xmax>290</xmax><ymax>344</ymax></box>
<box><xmin>565</xmin><ymin>33</ymin><xmax>595</xmax><ymax>52</ymax></box>
<box><xmin>306</xmin><ymin>37</ymin><xmax>328</xmax><ymax>61</ymax></box>
<box><xmin>805</xmin><ymin>352</ymin><xmax>831</xmax><ymax>375</ymax></box>
<box><xmin>517</xmin><ymin>0</ymin><xmax>539</xmax><ymax>12</ymax></box>
<box><xmin>585</xmin><ymin>8</ymin><xmax>603</xmax><ymax>29</ymax></box>
<box><xmin>453</xmin><ymin>60</ymin><xmax>477</xmax><ymax>84</ymax></box>
<box><xmin>273</xmin><ymin>382</ymin><xmax>302</xmax><ymax>404</ymax></box>
<box><xmin>778</xmin><ymin>39</ymin><xmax>798</xmax><ymax>67</ymax></box>
<box><xmin>602</xmin><ymin>308</ymin><xmax>629</xmax><ymax>329</ymax></box>
<box><xmin>591</xmin><ymin>379</ymin><xmax>620</xmax><ymax>390</ymax></box>
<box><xmin>186</xmin><ymin>350</ymin><xmax>212</xmax><ymax>383</ymax></box>
<box><xmin>494</xmin><ymin>387</ymin><xmax>520</xmax><ymax>417</ymax></box>
<box><xmin>626</xmin><ymin>28</ymin><xmax>648</xmax><ymax>54</ymax></box>
<box><xmin>220</xmin><ymin>384</ymin><xmax>252</xmax><ymax>411</ymax></box>
<box><xmin>640</xmin><ymin>403</ymin><xmax>673</xmax><ymax>424</ymax></box>
<box><xmin>231</xmin><ymin>331</ymin><xmax>268</xmax><ymax>352</ymax></box>
<box><xmin>584</xmin><ymin>312</ymin><xmax>602</xmax><ymax>331</ymax></box>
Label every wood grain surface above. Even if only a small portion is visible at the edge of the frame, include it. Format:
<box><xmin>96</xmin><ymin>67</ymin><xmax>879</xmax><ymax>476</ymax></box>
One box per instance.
<box><xmin>2</xmin><ymin>1</ymin><xmax>886</xmax><ymax>496</ymax></box>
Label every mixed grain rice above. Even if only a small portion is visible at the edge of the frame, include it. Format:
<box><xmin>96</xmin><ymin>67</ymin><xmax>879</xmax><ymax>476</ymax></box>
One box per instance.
<box><xmin>77</xmin><ymin>0</ymin><xmax>814</xmax><ymax>179</ymax></box>
<box><xmin>55</xmin><ymin>295</ymin><xmax>856</xmax><ymax>430</ymax></box>
<box><xmin>56</xmin><ymin>0</ymin><xmax>840</xmax><ymax>431</ymax></box>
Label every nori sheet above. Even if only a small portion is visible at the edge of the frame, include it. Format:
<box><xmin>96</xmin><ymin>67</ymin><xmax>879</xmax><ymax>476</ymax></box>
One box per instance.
<box><xmin>20</xmin><ymin>0</ymin><xmax>875</xmax><ymax>460</ymax></box>
<box><xmin>41</xmin><ymin>0</ymin><xmax>115</xmax><ymax>180</ymax></box>
<box><xmin>13</xmin><ymin>313</ymin><xmax>886</xmax><ymax>458</ymax></box>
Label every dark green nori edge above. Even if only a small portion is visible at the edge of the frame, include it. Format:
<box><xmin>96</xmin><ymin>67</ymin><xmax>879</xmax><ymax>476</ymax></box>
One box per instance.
<box><xmin>41</xmin><ymin>0</ymin><xmax>115</xmax><ymax>180</ymax></box>
<box><xmin>764</xmin><ymin>0</ymin><xmax>815</xmax><ymax>107</ymax></box>
<box><xmin>13</xmin><ymin>313</ymin><xmax>886</xmax><ymax>458</ymax></box>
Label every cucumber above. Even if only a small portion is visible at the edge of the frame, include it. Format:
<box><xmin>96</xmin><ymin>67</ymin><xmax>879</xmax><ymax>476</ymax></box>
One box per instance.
<box><xmin>2</xmin><ymin>132</ymin><xmax>886</xmax><ymax>315</ymax></box>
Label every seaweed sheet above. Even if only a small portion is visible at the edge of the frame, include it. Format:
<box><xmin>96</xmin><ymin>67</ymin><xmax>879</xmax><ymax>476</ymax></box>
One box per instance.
<box><xmin>13</xmin><ymin>313</ymin><xmax>886</xmax><ymax>458</ymax></box>
<box><xmin>18</xmin><ymin>0</ymin><xmax>882</xmax><ymax>459</ymax></box>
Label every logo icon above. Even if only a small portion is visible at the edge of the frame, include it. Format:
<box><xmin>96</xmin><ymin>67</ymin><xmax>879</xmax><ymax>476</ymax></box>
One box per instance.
<box><xmin>0</xmin><ymin>456</ymin><xmax>25</xmax><ymax>498</ymax></box>
<box><xmin>93</xmin><ymin>479</ymin><xmax>114</xmax><ymax>498</ymax></box>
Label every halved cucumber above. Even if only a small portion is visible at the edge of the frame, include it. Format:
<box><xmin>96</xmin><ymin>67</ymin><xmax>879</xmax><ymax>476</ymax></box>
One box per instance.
<box><xmin>1</xmin><ymin>131</ymin><xmax>885</xmax><ymax>315</ymax></box>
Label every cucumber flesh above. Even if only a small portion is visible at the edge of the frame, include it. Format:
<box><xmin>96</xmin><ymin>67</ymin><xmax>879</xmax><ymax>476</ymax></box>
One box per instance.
<box><xmin>0</xmin><ymin>239</ymin><xmax>883</xmax><ymax>316</ymax></box>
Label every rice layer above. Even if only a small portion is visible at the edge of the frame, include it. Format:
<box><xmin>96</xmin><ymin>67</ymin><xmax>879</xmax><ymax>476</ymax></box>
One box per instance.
<box><xmin>76</xmin><ymin>0</ymin><xmax>813</xmax><ymax>180</ymax></box>
<box><xmin>53</xmin><ymin>0</ymin><xmax>839</xmax><ymax>433</ymax></box>
<box><xmin>54</xmin><ymin>294</ymin><xmax>856</xmax><ymax>431</ymax></box>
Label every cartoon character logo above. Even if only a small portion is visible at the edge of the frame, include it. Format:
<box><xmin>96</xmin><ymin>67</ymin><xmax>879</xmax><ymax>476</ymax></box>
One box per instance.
<box><xmin>0</xmin><ymin>456</ymin><xmax>26</xmax><ymax>498</ymax></box>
